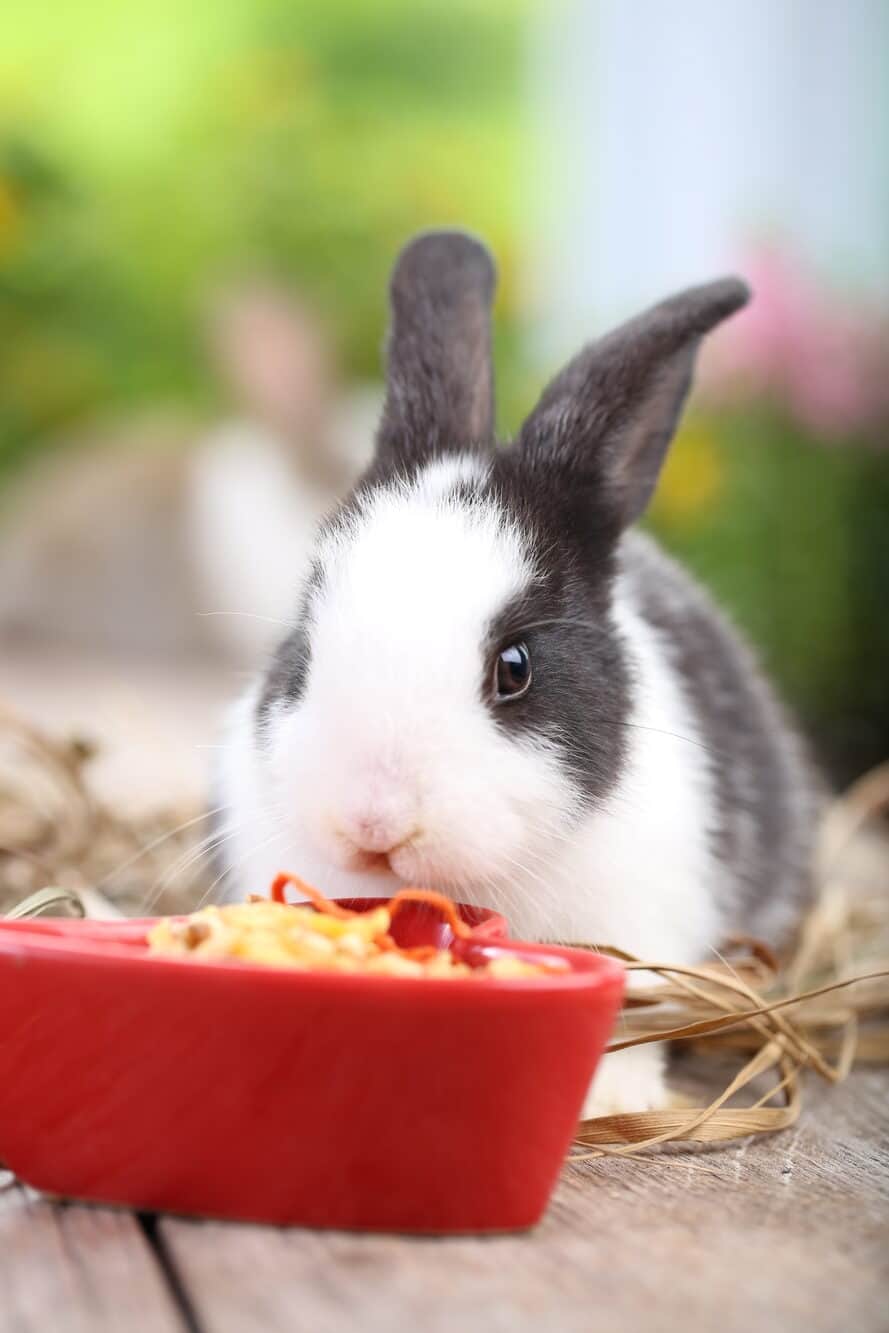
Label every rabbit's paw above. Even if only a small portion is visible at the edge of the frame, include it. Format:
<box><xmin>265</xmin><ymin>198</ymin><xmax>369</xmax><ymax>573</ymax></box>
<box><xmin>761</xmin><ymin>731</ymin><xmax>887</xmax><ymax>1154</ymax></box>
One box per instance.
<box><xmin>580</xmin><ymin>1045</ymin><xmax>670</xmax><ymax>1119</ymax></box>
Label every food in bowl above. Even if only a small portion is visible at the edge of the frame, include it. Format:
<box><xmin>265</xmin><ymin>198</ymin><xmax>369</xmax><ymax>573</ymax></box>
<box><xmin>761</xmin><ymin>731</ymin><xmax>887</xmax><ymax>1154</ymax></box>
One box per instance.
<box><xmin>148</xmin><ymin>872</ymin><xmax>565</xmax><ymax>980</ymax></box>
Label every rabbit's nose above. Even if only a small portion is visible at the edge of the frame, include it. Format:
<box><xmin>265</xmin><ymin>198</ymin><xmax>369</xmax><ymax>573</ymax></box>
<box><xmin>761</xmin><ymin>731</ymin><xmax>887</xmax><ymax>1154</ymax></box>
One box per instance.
<box><xmin>340</xmin><ymin>807</ymin><xmax>417</xmax><ymax>856</ymax></box>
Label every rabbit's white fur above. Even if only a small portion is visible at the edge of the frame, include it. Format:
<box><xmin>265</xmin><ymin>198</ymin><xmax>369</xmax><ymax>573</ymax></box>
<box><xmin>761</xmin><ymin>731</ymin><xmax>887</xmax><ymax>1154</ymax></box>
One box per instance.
<box><xmin>219</xmin><ymin>455</ymin><xmax>724</xmax><ymax>1113</ymax></box>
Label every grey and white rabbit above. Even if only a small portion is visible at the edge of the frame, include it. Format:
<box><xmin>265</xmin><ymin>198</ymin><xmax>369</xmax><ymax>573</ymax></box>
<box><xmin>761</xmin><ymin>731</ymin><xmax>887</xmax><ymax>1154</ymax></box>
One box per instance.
<box><xmin>217</xmin><ymin>232</ymin><xmax>822</xmax><ymax>1114</ymax></box>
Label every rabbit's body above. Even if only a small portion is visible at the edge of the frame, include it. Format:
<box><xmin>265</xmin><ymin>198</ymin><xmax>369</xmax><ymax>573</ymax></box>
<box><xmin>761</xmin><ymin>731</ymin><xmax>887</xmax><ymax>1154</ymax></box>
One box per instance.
<box><xmin>614</xmin><ymin>530</ymin><xmax>820</xmax><ymax>950</ymax></box>
<box><xmin>216</xmin><ymin>233</ymin><xmax>822</xmax><ymax>1114</ymax></box>
<box><xmin>219</xmin><ymin>477</ymin><xmax>818</xmax><ymax>955</ymax></box>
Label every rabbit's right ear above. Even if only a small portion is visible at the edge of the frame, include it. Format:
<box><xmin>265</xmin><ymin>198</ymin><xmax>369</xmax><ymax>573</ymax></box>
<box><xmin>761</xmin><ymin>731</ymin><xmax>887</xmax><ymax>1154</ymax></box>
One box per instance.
<box><xmin>375</xmin><ymin>231</ymin><xmax>497</xmax><ymax>470</ymax></box>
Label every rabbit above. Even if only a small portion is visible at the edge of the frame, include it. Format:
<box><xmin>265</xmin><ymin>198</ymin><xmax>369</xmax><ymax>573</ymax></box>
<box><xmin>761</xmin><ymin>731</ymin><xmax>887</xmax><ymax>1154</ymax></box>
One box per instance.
<box><xmin>216</xmin><ymin>231</ymin><xmax>823</xmax><ymax>1115</ymax></box>
<box><xmin>0</xmin><ymin>281</ymin><xmax>376</xmax><ymax>667</ymax></box>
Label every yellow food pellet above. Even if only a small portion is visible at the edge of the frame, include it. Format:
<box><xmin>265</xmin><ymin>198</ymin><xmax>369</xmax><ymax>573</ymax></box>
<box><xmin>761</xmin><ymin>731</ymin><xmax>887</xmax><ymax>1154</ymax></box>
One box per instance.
<box><xmin>336</xmin><ymin>932</ymin><xmax>370</xmax><ymax>958</ymax></box>
<box><xmin>147</xmin><ymin>898</ymin><xmax>561</xmax><ymax>980</ymax></box>
<box><xmin>364</xmin><ymin>952</ymin><xmax>425</xmax><ymax>978</ymax></box>
<box><xmin>485</xmin><ymin>957</ymin><xmax>550</xmax><ymax>979</ymax></box>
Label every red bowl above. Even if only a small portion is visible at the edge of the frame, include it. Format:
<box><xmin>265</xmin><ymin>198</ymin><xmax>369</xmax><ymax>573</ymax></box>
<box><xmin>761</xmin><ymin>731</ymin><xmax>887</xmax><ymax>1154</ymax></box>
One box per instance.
<box><xmin>0</xmin><ymin>899</ymin><xmax>623</xmax><ymax>1232</ymax></box>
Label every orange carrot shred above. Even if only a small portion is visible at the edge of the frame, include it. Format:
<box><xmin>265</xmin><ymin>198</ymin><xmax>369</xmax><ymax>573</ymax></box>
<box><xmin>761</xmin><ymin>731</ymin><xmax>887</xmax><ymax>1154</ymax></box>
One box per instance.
<box><xmin>269</xmin><ymin>874</ymin><xmax>473</xmax><ymax>943</ymax></box>
<box><xmin>269</xmin><ymin>872</ymin><xmax>354</xmax><ymax>919</ymax></box>
<box><xmin>397</xmin><ymin>945</ymin><xmax>441</xmax><ymax>962</ymax></box>
<box><xmin>386</xmin><ymin>888</ymin><xmax>473</xmax><ymax>940</ymax></box>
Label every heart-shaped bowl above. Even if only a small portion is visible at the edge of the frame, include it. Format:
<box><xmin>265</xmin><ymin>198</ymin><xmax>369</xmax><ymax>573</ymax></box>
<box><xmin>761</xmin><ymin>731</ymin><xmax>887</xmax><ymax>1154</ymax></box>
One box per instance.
<box><xmin>0</xmin><ymin>898</ymin><xmax>623</xmax><ymax>1232</ymax></box>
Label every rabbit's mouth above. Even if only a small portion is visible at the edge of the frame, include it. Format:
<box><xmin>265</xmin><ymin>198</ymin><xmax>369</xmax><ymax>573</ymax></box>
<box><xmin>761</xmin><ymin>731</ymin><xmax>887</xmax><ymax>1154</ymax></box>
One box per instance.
<box><xmin>347</xmin><ymin>849</ymin><xmax>393</xmax><ymax>875</ymax></box>
<box><xmin>328</xmin><ymin>834</ymin><xmax>440</xmax><ymax>891</ymax></box>
<box><xmin>311</xmin><ymin>801</ymin><xmax>519</xmax><ymax>901</ymax></box>
<box><xmin>384</xmin><ymin>840</ymin><xmax>485</xmax><ymax>901</ymax></box>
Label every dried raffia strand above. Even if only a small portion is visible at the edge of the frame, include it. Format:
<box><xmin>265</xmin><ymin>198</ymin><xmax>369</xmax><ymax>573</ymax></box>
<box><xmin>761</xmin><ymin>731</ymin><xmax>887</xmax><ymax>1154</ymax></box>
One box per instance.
<box><xmin>608</xmin><ymin>963</ymin><xmax>883</xmax><ymax>1078</ymax></box>
<box><xmin>2</xmin><ymin>702</ymin><xmax>888</xmax><ymax>1157</ymax></box>
<box><xmin>4</xmin><ymin>884</ymin><xmax>86</xmax><ymax>921</ymax></box>
<box><xmin>572</xmin><ymin>1041</ymin><xmax>801</xmax><ymax>1158</ymax></box>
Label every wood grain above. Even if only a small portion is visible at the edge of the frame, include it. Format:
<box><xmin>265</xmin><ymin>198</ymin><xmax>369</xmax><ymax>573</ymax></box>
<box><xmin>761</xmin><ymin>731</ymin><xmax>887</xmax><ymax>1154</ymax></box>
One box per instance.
<box><xmin>3</xmin><ymin>1071</ymin><xmax>885</xmax><ymax>1332</ymax></box>
<box><xmin>0</xmin><ymin>1183</ymin><xmax>183</xmax><ymax>1333</ymax></box>
<box><xmin>156</xmin><ymin>1068</ymin><xmax>889</xmax><ymax>1333</ymax></box>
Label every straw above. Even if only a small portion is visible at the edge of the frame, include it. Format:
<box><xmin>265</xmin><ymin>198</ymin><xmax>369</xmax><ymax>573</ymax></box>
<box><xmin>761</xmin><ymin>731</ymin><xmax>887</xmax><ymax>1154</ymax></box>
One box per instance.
<box><xmin>0</xmin><ymin>704</ymin><xmax>213</xmax><ymax>917</ymax></box>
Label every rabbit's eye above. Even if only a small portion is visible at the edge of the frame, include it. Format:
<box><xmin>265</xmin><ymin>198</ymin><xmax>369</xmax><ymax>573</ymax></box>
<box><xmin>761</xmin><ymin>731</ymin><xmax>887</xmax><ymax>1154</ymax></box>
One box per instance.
<box><xmin>494</xmin><ymin>642</ymin><xmax>532</xmax><ymax>702</ymax></box>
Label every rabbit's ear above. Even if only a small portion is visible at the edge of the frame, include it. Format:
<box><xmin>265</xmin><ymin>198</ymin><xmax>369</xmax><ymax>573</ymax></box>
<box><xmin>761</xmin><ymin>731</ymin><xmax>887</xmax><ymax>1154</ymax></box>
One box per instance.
<box><xmin>517</xmin><ymin>278</ymin><xmax>750</xmax><ymax>527</ymax></box>
<box><xmin>376</xmin><ymin>231</ymin><xmax>497</xmax><ymax>467</ymax></box>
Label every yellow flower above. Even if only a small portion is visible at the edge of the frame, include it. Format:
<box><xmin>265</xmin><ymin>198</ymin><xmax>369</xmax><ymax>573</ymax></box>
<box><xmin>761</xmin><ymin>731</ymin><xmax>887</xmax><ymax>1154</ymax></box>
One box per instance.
<box><xmin>650</xmin><ymin>415</ymin><xmax>725</xmax><ymax>528</ymax></box>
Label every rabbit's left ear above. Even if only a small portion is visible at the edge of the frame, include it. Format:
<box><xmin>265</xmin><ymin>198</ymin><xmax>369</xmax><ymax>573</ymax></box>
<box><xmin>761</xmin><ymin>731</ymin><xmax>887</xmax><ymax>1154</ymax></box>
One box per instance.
<box><xmin>517</xmin><ymin>278</ymin><xmax>750</xmax><ymax>527</ymax></box>
<box><xmin>376</xmin><ymin>231</ymin><xmax>497</xmax><ymax>469</ymax></box>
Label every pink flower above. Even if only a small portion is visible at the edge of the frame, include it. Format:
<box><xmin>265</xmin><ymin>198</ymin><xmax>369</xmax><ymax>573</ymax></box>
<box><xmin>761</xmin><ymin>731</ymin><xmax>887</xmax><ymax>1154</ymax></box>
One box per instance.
<box><xmin>701</xmin><ymin>243</ymin><xmax>889</xmax><ymax>440</ymax></box>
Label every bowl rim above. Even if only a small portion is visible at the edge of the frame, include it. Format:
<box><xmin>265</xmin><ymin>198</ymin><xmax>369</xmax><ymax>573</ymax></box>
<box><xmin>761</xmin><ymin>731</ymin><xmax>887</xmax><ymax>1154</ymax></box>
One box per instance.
<box><xmin>0</xmin><ymin>913</ymin><xmax>625</xmax><ymax>997</ymax></box>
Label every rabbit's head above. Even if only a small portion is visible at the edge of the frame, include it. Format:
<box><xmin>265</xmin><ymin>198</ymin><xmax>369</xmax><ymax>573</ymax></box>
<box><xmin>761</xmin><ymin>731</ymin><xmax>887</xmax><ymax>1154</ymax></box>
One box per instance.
<box><xmin>252</xmin><ymin>232</ymin><xmax>748</xmax><ymax>907</ymax></box>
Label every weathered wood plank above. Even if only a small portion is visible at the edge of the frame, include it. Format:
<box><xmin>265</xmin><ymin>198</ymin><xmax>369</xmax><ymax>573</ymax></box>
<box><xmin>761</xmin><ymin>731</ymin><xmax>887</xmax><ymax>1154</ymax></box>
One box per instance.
<box><xmin>0</xmin><ymin>1182</ymin><xmax>184</xmax><ymax>1333</ymax></box>
<box><xmin>158</xmin><ymin>1069</ymin><xmax>889</xmax><ymax>1333</ymax></box>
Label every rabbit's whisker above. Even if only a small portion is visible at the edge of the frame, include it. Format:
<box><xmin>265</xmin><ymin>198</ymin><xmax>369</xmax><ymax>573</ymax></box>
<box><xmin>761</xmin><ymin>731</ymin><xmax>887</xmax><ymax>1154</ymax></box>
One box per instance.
<box><xmin>197</xmin><ymin>610</ymin><xmax>299</xmax><ymax>631</ymax></box>
<box><xmin>148</xmin><ymin>824</ymin><xmax>240</xmax><ymax>902</ymax></box>
<box><xmin>96</xmin><ymin>805</ymin><xmax>227</xmax><ymax>891</ymax></box>
<box><xmin>195</xmin><ymin>829</ymin><xmax>289</xmax><ymax>909</ymax></box>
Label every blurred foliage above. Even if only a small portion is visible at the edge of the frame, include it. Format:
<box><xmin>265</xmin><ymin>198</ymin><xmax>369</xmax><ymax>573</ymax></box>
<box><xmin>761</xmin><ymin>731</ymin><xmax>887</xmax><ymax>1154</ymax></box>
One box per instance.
<box><xmin>0</xmin><ymin>0</ymin><xmax>527</xmax><ymax>475</ymax></box>
<box><xmin>649</xmin><ymin>411</ymin><xmax>889</xmax><ymax>782</ymax></box>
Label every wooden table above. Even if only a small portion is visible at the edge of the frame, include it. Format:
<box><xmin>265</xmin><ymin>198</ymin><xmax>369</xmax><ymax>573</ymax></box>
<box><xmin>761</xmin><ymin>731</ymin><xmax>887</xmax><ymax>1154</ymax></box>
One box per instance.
<box><xmin>3</xmin><ymin>1069</ymin><xmax>887</xmax><ymax>1333</ymax></box>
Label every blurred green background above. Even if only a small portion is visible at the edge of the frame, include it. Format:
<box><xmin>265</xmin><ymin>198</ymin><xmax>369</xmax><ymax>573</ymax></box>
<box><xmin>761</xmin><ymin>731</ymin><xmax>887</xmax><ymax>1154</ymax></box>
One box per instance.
<box><xmin>1</xmin><ymin>0</ymin><xmax>888</xmax><ymax>785</ymax></box>
<box><xmin>0</xmin><ymin>0</ymin><xmax>528</xmax><ymax>476</ymax></box>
